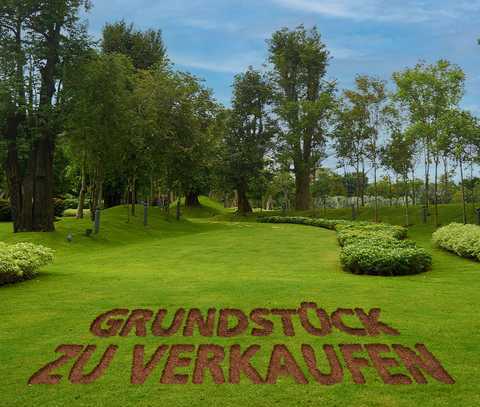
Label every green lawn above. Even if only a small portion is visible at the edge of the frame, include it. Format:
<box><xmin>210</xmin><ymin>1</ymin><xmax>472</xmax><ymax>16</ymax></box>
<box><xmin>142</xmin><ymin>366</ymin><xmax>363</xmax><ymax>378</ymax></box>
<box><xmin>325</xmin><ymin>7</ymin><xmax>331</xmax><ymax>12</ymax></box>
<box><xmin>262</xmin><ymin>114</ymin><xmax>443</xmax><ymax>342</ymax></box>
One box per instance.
<box><xmin>1</xmin><ymin>199</ymin><xmax>479</xmax><ymax>407</ymax></box>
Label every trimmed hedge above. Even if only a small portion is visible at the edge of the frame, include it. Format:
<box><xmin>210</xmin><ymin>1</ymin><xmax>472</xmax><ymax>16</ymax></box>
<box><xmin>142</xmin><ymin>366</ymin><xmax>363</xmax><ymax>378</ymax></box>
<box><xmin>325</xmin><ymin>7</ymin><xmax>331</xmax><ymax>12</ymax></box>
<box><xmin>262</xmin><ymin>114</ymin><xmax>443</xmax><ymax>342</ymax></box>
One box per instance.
<box><xmin>0</xmin><ymin>242</ymin><xmax>54</xmax><ymax>286</ymax></box>
<box><xmin>258</xmin><ymin>216</ymin><xmax>431</xmax><ymax>276</ymax></box>
<box><xmin>433</xmin><ymin>223</ymin><xmax>480</xmax><ymax>261</ymax></box>
<box><xmin>258</xmin><ymin>216</ymin><xmax>347</xmax><ymax>230</ymax></box>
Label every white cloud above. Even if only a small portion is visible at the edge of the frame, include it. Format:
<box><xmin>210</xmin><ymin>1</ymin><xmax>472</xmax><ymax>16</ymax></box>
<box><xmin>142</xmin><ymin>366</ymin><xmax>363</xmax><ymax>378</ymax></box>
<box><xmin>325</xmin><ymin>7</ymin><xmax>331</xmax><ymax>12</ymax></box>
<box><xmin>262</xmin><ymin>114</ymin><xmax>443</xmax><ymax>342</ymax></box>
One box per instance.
<box><xmin>329</xmin><ymin>46</ymin><xmax>366</xmax><ymax>60</ymax></box>
<box><xmin>270</xmin><ymin>0</ymin><xmax>476</xmax><ymax>23</ymax></box>
<box><xmin>171</xmin><ymin>51</ymin><xmax>265</xmax><ymax>74</ymax></box>
<box><xmin>177</xmin><ymin>17</ymin><xmax>241</xmax><ymax>33</ymax></box>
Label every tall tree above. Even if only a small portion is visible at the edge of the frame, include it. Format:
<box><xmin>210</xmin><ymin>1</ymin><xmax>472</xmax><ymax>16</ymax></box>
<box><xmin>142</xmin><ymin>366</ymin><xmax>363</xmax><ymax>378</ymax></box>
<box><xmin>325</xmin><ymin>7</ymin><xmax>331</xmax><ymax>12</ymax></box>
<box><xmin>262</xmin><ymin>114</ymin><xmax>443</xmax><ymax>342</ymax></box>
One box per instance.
<box><xmin>222</xmin><ymin>68</ymin><xmax>273</xmax><ymax>215</ymax></box>
<box><xmin>441</xmin><ymin>110</ymin><xmax>480</xmax><ymax>224</ymax></box>
<box><xmin>268</xmin><ymin>26</ymin><xmax>335</xmax><ymax>210</ymax></box>
<box><xmin>393</xmin><ymin>60</ymin><xmax>465</xmax><ymax>226</ymax></box>
<box><xmin>63</xmin><ymin>52</ymin><xmax>134</xmax><ymax>219</ymax></box>
<box><xmin>163</xmin><ymin>73</ymin><xmax>221</xmax><ymax>207</ymax></box>
<box><xmin>0</xmin><ymin>0</ymin><xmax>90</xmax><ymax>232</ymax></box>
<box><xmin>334</xmin><ymin>100</ymin><xmax>368</xmax><ymax>210</ymax></box>
<box><xmin>382</xmin><ymin>131</ymin><xmax>415</xmax><ymax>226</ymax></box>
<box><xmin>100</xmin><ymin>21</ymin><xmax>167</xmax><ymax>211</ymax></box>
<box><xmin>342</xmin><ymin>75</ymin><xmax>392</xmax><ymax>221</ymax></box>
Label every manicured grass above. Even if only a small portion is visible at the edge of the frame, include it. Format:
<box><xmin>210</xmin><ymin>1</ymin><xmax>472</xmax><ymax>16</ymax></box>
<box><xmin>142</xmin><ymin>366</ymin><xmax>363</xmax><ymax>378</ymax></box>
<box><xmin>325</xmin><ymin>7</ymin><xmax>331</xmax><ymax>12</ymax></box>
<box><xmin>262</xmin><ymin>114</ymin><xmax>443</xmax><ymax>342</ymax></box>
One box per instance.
<box><xmin>1</xmin><ymin>199</ymin><xmax>479</xmax><ymax>406</ymax></box>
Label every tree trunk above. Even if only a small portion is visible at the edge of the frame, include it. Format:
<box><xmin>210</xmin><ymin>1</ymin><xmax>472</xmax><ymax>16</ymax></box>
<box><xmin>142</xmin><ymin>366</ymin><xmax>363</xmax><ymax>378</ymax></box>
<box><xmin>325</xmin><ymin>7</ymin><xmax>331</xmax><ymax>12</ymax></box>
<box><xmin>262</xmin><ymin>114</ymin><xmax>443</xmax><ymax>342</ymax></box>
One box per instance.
<box><xmin>443</xmin><ymin>157</ymin><xmax>448</xmax><ymax>204</ymax></box>
<box><xmin>388</xmin><ymin>176</ymin><xmax>393</xmax><ymax>207</ymax></box>
<box><xmin>294</xmin><ymin>166</ymin><xmax>311</xmax><ymax>211</ymax></box>
<box><xmin>433</xmin><ymin>158</ymin><xmax>439</xmax><ymax>227</ymax></box>
<box><xmin>185</xmin><ymin>191</ymin><xmax>201</xmax><ymax>208</ymax></box>
<box><xmin>236</xmin><ymin>182</ymin><xmax>252</xmax><ymax>215</ymax></box>
<box><xmin>373</xmin><ymin>164</ymin><xmax>378</xmax><ymax>223</ymax></box>
<box><xmin>404</xmin><ymin>174</ymin><xmax>410</xmax><ymax>227</ymax></box>
<box><xmin>361</xmin><ymin>161</ymin><xmax>366</xmax><ymax>207</ymax></box>
<box><xmin>424</xmin><ymin>143</ymin><xmax>430</xmax><ymax>210</ymax></box>
<box><xmin>4</xmin><ymin>116</ymin><xmax>56</xmax><ymax>232</ymax></box>
<box><xmin>355</xmin><ymin>162</ymin><xmax>360</xmax><ymax>211</ymax></box>
<box><xmin>76</xmin><ymin>158</ymin><xmax>86</xmax><ymax>219</ymax></box>
<box><xmin>470</xmin><ymin>159</ymin><xmax>476</xmax><ymax>217</ymax></box>
<box><xmin>90</xmin><ymin>172</ymin><xmax>103</xmax><ymax>222</ymax></box>
<box><xmin>130</xmin><ymin>176</ymin><xmax>136</xmax><ymax>216</ymax></box>
<box><xmin>459</xmin><ymin>159</ymin><xmax>467</xmax><ymax>225</ymax></box>
<box><xmin>411</xmin><ymin>168</ymin><xmax>416</xmax><ymax>206</ymax></box>
<box><xmin>31</xmin><ymin>135</ymin><xmax>55</xmax><ymax>231</ymax></box>
<box><xmin>124</xmin><ymin>186</ymin><xmax>131</xmax><ymax>223</ymax></box>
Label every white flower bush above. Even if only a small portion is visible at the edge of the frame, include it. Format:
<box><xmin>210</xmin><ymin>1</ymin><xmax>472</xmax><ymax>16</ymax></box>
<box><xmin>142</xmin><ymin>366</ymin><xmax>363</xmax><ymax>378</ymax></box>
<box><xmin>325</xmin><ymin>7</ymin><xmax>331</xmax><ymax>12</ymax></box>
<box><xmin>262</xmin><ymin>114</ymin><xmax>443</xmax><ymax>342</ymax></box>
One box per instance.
<box><xmin>433</xmin><ymin>223</ymin><xmax>480</xmax><ymax>261</ymax></box>
<box><xmin>0</xmin><ymin>242</ymin><xmax>54</xmax><ymax>285</ymax></box>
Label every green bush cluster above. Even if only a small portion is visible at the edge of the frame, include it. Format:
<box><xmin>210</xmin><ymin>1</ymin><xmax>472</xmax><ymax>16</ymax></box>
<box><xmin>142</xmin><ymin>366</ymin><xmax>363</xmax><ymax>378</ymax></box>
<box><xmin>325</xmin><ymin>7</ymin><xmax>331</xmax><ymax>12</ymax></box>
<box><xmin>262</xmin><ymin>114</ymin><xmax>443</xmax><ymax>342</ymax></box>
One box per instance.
<box><xmin>64</xmin><ymin>197</ymin><xmax>79</xmax><ymax>209</ymax></box>
<box><xmin>63</xmin><ymin>208</ymin><xmax>91</xmax><ymax>218</ymax></box>
<box><xmin>0</xmin><ymin>242</ymin><xmax>54</xmax><ymax>286</ymax></box>
<box><xmin>258</xmin><ymin>216</ymin><xmax>431</xmax><ymax>276</ymax></box>
<box><xmin>433</xmin><ymin>223</ymin><xmax>480</xmax><ymax>261</ymax></box>
<box><xmin>53</xmin><ymin>197</ymin><xmax>66</xmax><ymax>217</ymax></box>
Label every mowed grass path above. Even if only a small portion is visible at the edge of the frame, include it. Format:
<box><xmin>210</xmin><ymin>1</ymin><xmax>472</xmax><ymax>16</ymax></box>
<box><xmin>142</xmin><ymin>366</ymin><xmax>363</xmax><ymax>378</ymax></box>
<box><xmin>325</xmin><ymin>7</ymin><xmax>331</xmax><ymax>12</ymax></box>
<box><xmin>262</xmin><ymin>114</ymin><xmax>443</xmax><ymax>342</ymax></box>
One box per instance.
<box><xmin>1</xmin><ymin>201</ymin><xmax>479</xmax><ymax>407</ymax></box>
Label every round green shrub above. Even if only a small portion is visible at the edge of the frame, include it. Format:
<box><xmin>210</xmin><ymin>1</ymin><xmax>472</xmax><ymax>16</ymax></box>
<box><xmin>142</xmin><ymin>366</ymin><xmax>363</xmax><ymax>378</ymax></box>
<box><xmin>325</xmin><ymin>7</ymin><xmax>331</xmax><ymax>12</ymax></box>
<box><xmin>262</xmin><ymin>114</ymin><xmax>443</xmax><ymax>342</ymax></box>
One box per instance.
<box><xmin>340</xmin><ymin>242</ymin><xmax>432</xmax><ymax>276</ymax></box>
<box><xmin>0</xmin><ymin>242</ymin><xmax>54</xmax><ymax>286</ymax></box>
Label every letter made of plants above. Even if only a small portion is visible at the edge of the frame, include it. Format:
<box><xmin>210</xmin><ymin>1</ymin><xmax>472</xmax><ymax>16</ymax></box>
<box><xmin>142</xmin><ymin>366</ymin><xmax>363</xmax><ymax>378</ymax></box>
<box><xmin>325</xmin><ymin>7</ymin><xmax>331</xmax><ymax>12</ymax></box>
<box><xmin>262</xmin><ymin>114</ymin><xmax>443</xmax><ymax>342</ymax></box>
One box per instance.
<box><xmin>28</xmin><ymin>304</ymin><xmax>454</xmax><ymax>386</ymax></box>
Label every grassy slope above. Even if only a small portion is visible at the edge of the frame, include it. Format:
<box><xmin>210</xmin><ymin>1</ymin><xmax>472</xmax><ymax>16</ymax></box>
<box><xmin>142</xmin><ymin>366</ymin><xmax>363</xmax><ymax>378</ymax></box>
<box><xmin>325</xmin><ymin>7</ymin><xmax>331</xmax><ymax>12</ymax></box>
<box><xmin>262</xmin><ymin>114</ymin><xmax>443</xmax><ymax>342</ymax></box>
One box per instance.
<box><xmin>0</xmin><ymin>198</ymin><xmax>479</xmax><ymax>407</ymax></box>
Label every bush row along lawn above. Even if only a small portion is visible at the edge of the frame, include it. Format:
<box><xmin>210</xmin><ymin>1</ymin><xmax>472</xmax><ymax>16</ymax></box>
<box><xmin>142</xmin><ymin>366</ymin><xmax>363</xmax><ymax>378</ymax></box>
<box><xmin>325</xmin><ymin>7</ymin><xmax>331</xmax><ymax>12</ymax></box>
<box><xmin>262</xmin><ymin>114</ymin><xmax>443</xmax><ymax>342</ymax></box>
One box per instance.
<box><xmin>217</xmin><ymin>203</ymin><xmax>480</xmax><ymax>227</ymax></box>
<box><xmin>258</xmin><ymin>216</ymin><xmax>432</xmax><ymax>276</ymax></box>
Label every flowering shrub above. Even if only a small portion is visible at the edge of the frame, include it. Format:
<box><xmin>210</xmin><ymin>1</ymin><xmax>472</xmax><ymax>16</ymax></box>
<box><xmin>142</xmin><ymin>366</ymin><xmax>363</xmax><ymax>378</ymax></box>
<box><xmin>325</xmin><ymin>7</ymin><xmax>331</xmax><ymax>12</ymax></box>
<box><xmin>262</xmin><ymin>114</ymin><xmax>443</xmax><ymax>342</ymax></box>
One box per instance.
<box><xmin>258</xmin><ymin>216</ymin><xmax>431</xmax><ymax>276</ymax></box>
<box><xmin>0</xmin><ymin>242</ymin><xmax>54</xmax><ymax>285</ymax></box>
<box><xmin>433</xmin><ymin>223</ymin><xmax>480</xmax><ymax>261</ymax></box>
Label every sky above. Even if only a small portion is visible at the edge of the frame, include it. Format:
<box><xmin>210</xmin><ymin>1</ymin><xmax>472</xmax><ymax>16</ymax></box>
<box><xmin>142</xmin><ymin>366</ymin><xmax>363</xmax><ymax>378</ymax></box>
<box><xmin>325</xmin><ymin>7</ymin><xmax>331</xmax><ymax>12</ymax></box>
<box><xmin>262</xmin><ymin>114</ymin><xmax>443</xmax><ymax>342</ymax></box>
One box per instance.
<box><xmin>84</xmin><ymin>0</ymin><xmax>480</xmax><ymax>113</ymax></box>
